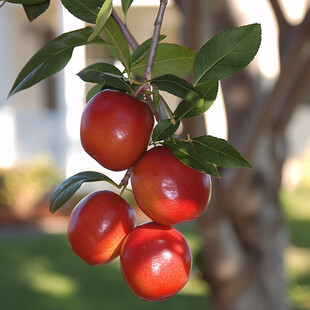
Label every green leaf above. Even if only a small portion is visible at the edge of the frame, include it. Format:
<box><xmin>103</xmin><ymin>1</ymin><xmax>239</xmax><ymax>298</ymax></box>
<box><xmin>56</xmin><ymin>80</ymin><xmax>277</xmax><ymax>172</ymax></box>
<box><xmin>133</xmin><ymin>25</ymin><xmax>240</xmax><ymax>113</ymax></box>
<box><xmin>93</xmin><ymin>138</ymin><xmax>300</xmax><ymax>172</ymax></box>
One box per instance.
<box><xmin>104</xmin><ymin>16</ymin><xmax>131</xmax><ymax>72</ymax></box>
<box><xmin>121</xmin><ymin>0</ymin><xmax>134</xmax><ymax>17</ymax></box>
<box><xmin>50</xmin><ymin>171</ymin><xmax>121</xmax><ymax>214</ymax></box>
<box><xmin>163</xmin><ymin>140</ymin><xmax>220</xmax><ymax>178</ymax></box>
<box><xmin>101</xmin><ymin>73</ymin><xmax>134</xmax><ymax>93</ymax></box>
<box><xmin>61</xmin><ymin>0</ymin><xmax>105</xmax><ymax>24</ymax></box>
<box><xmin>23</xmin><ymin>0</ymin><xmax>50</xmax><ymax>21</ymax></box>
<box><xmin>8</xmin><ymin>27</ymin><xmax>105</xmax><ymax>97</ymax></box>
<box><xmin>195</xmin><ymin>78</ymin><xmax>219</xmax><ymax>100</ymax></box>
<box><xmin>88</xmin><ymin>0</ymin><xmax>113</xmax><ymax>42</ymax></box>
<box><xmin>192</xmin><ymin>135</ymin><xmax>252</xmax><ymax>168</ymax></box>
<box><xmin>77</xmin><ymin>62</ymin><xmax>122</xmax><ymax>83</ymax></box>
<box><xmin>86</xmin><ymin>83</ymin><xmax>104</xmax><ymax>102</ymax></box>
<box><xmin>152</xmin><ymin>119</ymin><xmax>180</xmax><ymax>142</ymax></box>
<box><xmin>173</xmin><ymin>79</ymin><xmax>218</xmax><ymax>120</ymax></box>
<box><xmin>150</xmin><ymin>74</ymin><xmax>204</xmax><ymax>104</ymax></box>
<box><xmin>7</xmin><ymin>0</ymin><xmax>46</xmax><ymax>4</ymax></box>
<box><xmin>174</xmin><ymin>99</ymin><xmax>213</xmax><ymax>120</ymax></box>
<box><xmin>193</xmin><ymin>23</ymin><xmax>261</xmax><ymax>85</ymax></box>
<box><xmin>150</xmin><ymin>74</ymin><xmax>216</xmax><ymax>120</ymax></box>
<box><xmin>131</xmin><ymin>35</ymin><xmax>166</xmax><ymax>64</ymax></box>
<box><xmin>131</xmin><ymin>43</ymin><xmax>196</xmax><ymax>78</ymax></box>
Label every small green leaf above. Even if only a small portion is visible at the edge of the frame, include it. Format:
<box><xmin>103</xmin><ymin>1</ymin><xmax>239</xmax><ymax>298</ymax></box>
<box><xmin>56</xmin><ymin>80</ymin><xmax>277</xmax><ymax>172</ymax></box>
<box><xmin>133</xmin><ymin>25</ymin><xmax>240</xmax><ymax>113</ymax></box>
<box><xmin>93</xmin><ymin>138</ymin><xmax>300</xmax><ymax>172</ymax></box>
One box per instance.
<box><xmin>121</xmin><ymin>0</ymin><xmax>134</xmax><ymax>17</ymax></box>
<box><xmin>195</xmin><ymin>78</ymin><xmax>218</xmax><ymax>100</ymax></box>
<box><xmin>61</xmin><ymin>0</ymin><xmax>105</xmax><ymax>24</ymax></box>
<box><xmin>101</xmin><ymin>73</ymin><xmax>135</xmax><ymax>94</ymax></box>
<box><xmin>77</xmin><ymin>62</ymin><xmax>122</xmax><ymax>83</ymax></box>
<box><xmin>173</xmin><ymin>79</ymin><xmax>218</xmax><ymax>120</ymax></box>
<box><xmin>163</xmin><ymin>140</ymin><xmax>220</xmax><ymax>178</ymax></box>
<box><xmin>23</xmin><ymin>0</ymin><xmax>50</xmax><ymax>21</ymax></box>
<box><xmin>131</xmin><ymin>35</ymin><xmax>166</xmax><ymax>65</ymax></box>
<box><xmin>150</xmin><ymin>74</ymin><xmax>204</xmax><ymax>104</ymax></box>
<box><xmin>174</xmin><ymin>99</ymin><xmax>213</xmax><ymax>120</ymax></box>
<box><xmin>88</xmin><ymin>0</ymin><xmax>113</xmax><ymax>42</ymax></box>
<box><xmin>104</xmin><ymin>16</ymin><xmax>131</xmax><ymax>72</ymax></box>
<box><xmin>9</xmin><ymin>27</ymin><xmax>106</xmax><ymax>97</ymax></box>
<box><xmin>151</xmin><ymin>74</ymin><xmax>215</xmax><ymax>120</ymax></box>
<box><xmin>152</xmin><ymin>119</ymin><xmax>180</xmax><ymax>142</ymax></box>
<box><xmin>131</xmin><ymin>43</ymin><xmax>196</xmax><ymax>78</ymax></box>
<box><xmin>193</xmin><ymin>23</ymin><xmax>261</xmax><ymax>85</ymax></box>
<box><xmin>50</xmin><ymin>171</ymin><xmax>121</xmax><ymax>214</ymax></box>
<box><xmin>86</xmin><ymin>83</ymin><xmax>104</xmax><ymax>102</ymax></box>
<box><xmin>192</xmin><ymin>135</ymin><xmax>252</xmax><ymax>168</ymax></box>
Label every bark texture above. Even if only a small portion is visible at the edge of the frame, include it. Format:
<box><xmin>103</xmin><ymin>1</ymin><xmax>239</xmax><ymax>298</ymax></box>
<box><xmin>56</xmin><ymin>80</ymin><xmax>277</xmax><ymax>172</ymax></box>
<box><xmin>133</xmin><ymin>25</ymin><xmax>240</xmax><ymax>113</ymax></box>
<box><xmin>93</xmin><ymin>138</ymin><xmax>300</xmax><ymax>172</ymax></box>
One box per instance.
<box><xmin>175</xmin><ymin>0</ymin><xmax>310</xmax><ymax>309</ymax></box>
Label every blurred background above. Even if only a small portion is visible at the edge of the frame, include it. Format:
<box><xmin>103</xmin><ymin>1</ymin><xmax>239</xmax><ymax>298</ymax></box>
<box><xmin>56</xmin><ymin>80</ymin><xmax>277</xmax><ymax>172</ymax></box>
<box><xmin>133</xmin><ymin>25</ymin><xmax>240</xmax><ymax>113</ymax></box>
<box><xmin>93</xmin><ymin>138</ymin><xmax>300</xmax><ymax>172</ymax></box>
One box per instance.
<box><xmin>0</xmin><ymin>0</ymin><xmax>309</xmax><ymax>309</ymax></box>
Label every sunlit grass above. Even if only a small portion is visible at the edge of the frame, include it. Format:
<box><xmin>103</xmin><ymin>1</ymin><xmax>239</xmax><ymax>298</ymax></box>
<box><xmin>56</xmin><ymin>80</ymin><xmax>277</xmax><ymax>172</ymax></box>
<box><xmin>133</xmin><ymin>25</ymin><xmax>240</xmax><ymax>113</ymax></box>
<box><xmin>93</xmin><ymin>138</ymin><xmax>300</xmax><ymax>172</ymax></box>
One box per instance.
<box><xmin>0</xmin><ymin>230</ymin><xmax>210</xmax><ymax>310</ymax></box>
<box><xmin>280</xmin><ymin>187</ymin><xmax>310</xmax><ymax>310</ymax></box>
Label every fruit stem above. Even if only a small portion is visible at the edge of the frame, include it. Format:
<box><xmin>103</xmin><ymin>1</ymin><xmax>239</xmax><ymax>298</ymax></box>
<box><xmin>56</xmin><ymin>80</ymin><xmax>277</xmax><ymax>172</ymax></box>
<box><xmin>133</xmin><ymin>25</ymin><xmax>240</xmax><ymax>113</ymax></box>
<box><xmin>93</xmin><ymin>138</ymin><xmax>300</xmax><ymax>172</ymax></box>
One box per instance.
<box><xmin>120</xmin><ymin>166</ymin><xmax>134</xmax><ymax>196</ymax></box>
<box><xmin>133</xmin><ymin>84</ymin><xmax>147</xmax><ymax>98</ymax></box>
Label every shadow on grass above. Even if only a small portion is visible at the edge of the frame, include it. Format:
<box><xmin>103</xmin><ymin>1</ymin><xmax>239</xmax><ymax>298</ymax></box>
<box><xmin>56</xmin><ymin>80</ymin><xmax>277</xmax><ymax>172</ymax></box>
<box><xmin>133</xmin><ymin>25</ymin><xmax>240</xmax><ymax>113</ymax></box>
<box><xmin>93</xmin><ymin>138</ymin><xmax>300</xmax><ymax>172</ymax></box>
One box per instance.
<box><xmin>0</xmin><ymin>233</ymin><xmax>210</xmax><ymax>310</ymax></box>
<box><xmin>286</xmin><ymin>218</ymin><xmax>310</xmax><ymax>249</ymax></box>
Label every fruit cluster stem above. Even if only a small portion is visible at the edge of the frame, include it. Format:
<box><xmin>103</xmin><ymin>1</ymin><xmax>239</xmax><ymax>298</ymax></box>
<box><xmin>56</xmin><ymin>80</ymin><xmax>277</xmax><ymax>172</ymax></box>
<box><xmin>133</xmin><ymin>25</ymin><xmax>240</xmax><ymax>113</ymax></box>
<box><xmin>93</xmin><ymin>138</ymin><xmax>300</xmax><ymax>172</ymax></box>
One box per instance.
<box><xmin>112</xmin><ymin>1</ymin><xmax>169</xmax><ymax>123</ymax></box>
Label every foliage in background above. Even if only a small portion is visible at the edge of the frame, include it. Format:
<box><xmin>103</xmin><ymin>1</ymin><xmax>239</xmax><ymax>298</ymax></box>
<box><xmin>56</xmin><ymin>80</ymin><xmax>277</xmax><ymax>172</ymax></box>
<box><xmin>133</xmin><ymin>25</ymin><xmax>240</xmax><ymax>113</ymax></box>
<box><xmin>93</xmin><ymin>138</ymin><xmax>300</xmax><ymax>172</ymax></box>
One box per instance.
<box><xmin>0</xmin><ymin>157</ymin><xmax>61</xmax><ymax>219</ymax></box>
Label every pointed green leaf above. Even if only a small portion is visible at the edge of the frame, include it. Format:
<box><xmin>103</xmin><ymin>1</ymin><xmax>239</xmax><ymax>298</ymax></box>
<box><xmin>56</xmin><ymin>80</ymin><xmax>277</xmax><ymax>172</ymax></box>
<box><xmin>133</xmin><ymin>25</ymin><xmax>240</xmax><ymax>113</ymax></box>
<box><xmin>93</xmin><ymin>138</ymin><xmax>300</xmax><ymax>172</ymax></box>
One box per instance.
<box><xmin>131</xmin><ymin>35</ymin><xmax>166</xmax><ymax>64</ymax></box>
<box><xmin>174</xmin><ymin>99</ymin><xmax>213</xmax><ymax>120</ymax></box>
<box><xmin>23</xmin><ymin>0</ymin><xmax>50</xmax><ymax>21</ymax></box>
<box><xmin>192</xmin><ymin>135</ymin><xmax>252</xmax><ymax>168</ymax></box>
<box><xmin>61</xmin><ymin>0</ymin><xmax>105</xmax><ymax>24</ymax></box>
<box><xmin>50</xmin><ymin>171</ymin><xmax>121</xmax><ymax>213</ymax></box>
<box><xmin>88</xmin><ymin>0</ymin><xmax>113</xmax><ymax>42</ymax></box>
<box><xmin>193</xmin><ymin>23</ymin><xmax>261</xmax><ymax>85</ymax></box>
<box><xmin>9</xmin><ymin>27</ymin><xmax>106</xmax><ymax>97</ymax></box>
<box><xmin>163</xmin><ymin>140</ymin><xmax>220</xmax><ymax>178</ymax></box>
<box><xmin>150</xmin><ymin>74</ymin><xmax>204</xmax><ymax>104</ymax></box>
<box><xmin>152</xmin><ymin>119</ymin><xmax>180</xmax><ymax>142</ymax></box>
<box><xmin>104</xmin><ymin>16</ymin><xmax>131</xmax><ymax>72</ymax></box>
<box><xmin>101</xmin><ymin>73</ymin><xmax>134</xmax><ymax>93</ymax></box>
<box><xmin>195</xmin><ymin>78</ymin><xmax>219</xmax><ymax>100</ymax></box>
<box><xmin>173</xmin><ymin>79</ymin><xmax>218</xmax><ymax>120</ymax></box>
<box><xmin>121</xmin><ymin>0</ymin><xmax>134</xmax><ymax>17</ymax></box>
<box><xmin>131</xmin><ymin>43</ymin><xmax>196</xmax><ymax>78</ymax></box>
<box><xmin>86</xmin><ymin>83</ymin><xmax>104</xmax><ymax>102</ymax></box>
<box><xmin>77</xmin><ymin>62</ymin><xmax>122</xmax><ymax>83</ymax></box>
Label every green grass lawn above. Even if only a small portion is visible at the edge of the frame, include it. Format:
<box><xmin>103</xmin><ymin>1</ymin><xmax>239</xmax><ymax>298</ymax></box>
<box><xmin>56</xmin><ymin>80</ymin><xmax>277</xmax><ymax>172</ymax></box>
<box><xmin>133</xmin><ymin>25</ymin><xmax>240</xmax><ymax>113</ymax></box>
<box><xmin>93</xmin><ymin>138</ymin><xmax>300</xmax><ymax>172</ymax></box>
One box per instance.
<box><xmin>0</xmin><ymin>228</ymin><xmax>210</xmax><ymax>310</ymax></box>
<box><xmin>280</xmin><ymin>188</ymin><xmax>310</xmax><ymax>310</ymax></box>
<box><xmin>0</xmin><ymin>187</ymin><xmax>308</xmax><ymax>310</ymax></box>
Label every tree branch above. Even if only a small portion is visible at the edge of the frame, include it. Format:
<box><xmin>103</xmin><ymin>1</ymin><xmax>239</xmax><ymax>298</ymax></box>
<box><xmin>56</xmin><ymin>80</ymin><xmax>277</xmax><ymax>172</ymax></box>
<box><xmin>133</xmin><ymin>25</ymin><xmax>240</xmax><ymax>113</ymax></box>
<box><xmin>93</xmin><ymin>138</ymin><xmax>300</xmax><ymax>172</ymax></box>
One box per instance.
<box><xmin>268</xmin><ymin>0</ymin><xmax>288</xmax><ymax>30</ymax></box>
<box><xmin>111</xmin><ymin>9</ymin><xmax>138</xmax><ymax>50</ymax></box>
<box><xmin>0</xmin><ymin>0</ymin><xmax>7</xmax><ymax>8</ymax></box>
<box><xmin>144</xmin><ymin>0</ymin><xmax>168</xmax><ymax>81</ymax></box>
<box><xmin>111</xmin><ymin>2</ymin><xmax>169</xmax><ymax>122</ymax></box>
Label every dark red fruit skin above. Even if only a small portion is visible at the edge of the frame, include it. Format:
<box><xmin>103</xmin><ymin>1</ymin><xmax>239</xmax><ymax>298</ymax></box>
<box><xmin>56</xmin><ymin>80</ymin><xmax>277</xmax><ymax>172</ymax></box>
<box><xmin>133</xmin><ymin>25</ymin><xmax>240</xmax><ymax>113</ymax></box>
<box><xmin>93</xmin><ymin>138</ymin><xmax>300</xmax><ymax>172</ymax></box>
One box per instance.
<box><xmin>80</xmin><ymin>90</ymin><xmax>154</xmax><ymax>171</ymax></box>
<box><xmin>67</xmin><ymin>190</ymin><xmax>136</xmax><ymax>266</ymax></box>
<box><xmin>120</xmin><ymin>222</ymin><xmax>192</xmax><ymax>301</ymax></box>
<box><xmin>131</xmin><ymin>146</ymin><xmax>211</xmax><ymax>226</ymax></box>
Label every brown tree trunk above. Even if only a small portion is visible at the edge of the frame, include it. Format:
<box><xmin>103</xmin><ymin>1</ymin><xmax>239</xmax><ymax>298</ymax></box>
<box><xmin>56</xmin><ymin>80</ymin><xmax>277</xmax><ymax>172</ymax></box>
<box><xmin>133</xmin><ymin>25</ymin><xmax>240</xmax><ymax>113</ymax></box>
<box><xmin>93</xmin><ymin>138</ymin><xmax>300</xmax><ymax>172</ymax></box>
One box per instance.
<box><xmin>175</xmin><ymin>0</ymin><xmax>310</xmax><ymax>309</ymax></box>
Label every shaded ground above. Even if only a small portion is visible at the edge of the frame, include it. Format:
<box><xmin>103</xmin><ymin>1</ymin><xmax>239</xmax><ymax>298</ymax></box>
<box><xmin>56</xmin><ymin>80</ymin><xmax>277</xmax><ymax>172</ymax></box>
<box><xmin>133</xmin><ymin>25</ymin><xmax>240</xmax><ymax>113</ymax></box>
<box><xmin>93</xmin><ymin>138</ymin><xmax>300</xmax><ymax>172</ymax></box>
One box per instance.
<box><xmin>0</xmin><ymin>226</ymin><xmax>211</xmax><ymax>310</ymax></box>
<box><xmin>0</xmin><ymin>187</ymin><xmax>308</xmax><ymax>310</ymax></box>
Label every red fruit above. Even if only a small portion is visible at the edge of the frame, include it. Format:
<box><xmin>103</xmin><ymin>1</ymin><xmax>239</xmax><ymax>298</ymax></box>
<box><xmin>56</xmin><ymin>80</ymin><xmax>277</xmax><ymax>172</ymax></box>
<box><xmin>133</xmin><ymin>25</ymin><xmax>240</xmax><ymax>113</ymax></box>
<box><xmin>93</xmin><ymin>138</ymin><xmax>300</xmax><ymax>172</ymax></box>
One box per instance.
<box><xmin>120</xmin><ymin>222</ymin><xmax>192</xmax><ymax>301</ymax></box>
<box><xmin>67</xmin><ymin>190</ymin><xmax>136</xmax><ymax>266</ymax></box>
<box><xmin>80</xmin><ymin>90</ymin><xmax>154</xmax><ymax>171</ymax></box>
<box><xmin>131</xmin><ymin>146</ymin><xmax>211</xmax><ymax>226</ymax></box>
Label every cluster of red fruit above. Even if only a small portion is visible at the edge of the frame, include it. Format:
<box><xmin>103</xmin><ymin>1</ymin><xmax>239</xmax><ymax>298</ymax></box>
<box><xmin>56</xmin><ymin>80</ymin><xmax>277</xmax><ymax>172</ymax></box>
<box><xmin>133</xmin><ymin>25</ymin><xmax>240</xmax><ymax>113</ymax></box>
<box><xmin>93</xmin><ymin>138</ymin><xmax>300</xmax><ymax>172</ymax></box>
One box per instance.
<box><xmin>67</xmin><ymin>90</ymin><xmax>212</xmax><ymax>301</ymax></box>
